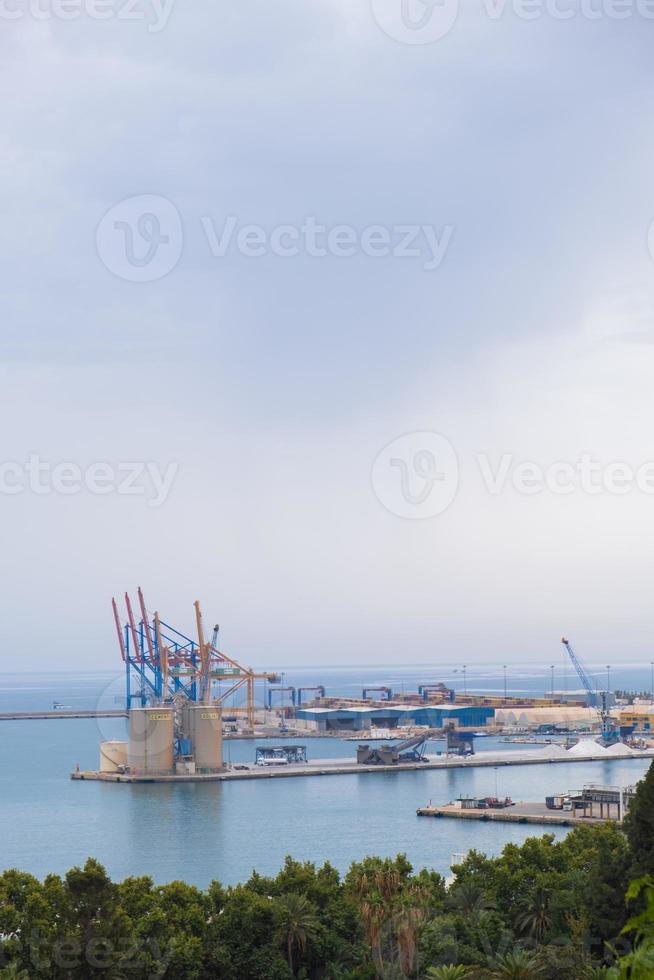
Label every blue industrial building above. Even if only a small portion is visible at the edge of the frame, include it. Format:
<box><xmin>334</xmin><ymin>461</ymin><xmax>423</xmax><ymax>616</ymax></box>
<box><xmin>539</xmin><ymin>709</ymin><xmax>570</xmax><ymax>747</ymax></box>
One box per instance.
<box><xmin>294</xmin><ymin>704</ymin><xmax>494</xmax><ymax>731</ymax></box>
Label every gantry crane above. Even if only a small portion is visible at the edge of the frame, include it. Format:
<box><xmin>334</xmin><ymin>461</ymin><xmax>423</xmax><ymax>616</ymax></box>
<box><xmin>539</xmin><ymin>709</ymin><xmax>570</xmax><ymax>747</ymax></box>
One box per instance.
<box><xmin>362</xmin><ymin>686</ymin><xmax>392</xmax><ymax>701</ymax></box>
<box><xmin>418</xmin><ymin>683</ymin><xmax>454</xmax><ymax>703</ymax></box>
<box><xmin>560</xmin><ymin>637</ymin><xmax>616</xmax><ymax>743</ymax></box>
<box><xmin>113</xmin><ymin>589</ymin><xmax>280</xmax><ymax>728</ymax></box>
<box><xmin>296</xmin><ymin>685</ymin><xmax>325</xmax><ymax>706</ymax></box>
<box><xmin>266</xmin><ymin>686</ymin><xmax>297</xmax><ymax>709</ymax></box>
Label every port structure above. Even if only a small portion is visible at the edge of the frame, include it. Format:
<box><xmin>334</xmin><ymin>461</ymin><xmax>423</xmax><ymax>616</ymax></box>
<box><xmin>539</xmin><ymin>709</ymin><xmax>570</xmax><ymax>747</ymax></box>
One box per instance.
<box><xmin>362</xmin><ymin>686</ymin><xmax>392</xmax><ymax>701</ymax></box>
<box><xmin>296</xmin><ymin>685</ymin><xmax>325</xmax><ymax>706</ymax></box>
<box><xmin>112</xmin><ymin>588</ymin><xmax>280</xmax><ymax>727</ymax></box>
<box><xmin>561</xmin><ymin>637</ymin><xmax>617</xmax><ymax>743</ymax></box>
<box><xmin>266</xmin><ymin>686</ymin><xmax>297</xmax><ymax>709</ymax></box>
<box><xmin>265</xmin><ymin>686</ymin><xmax>327</xmax><ymax>708</ymax></box>
<box><xmin>418</xmin><ymin>683</ymin><xmax>455</xmax><ymax>703</ymax></box>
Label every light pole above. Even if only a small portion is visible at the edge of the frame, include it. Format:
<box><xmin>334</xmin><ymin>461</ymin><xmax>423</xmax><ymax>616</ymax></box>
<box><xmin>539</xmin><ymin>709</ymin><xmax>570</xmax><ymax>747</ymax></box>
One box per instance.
<box><xmin>550</xmin><ymin>665</ymin><xmax>555</xmax><ymax>699</ymax></box>
<box><xmin>650</xmin><ymin>662</ymin><xmax>653</xmax><ymax>703</ymax></box>
<box><xmin>503</xmin><ymin>665</ymin><xmax>507</xmax><ymax>702</ymax></box>
<box><xmin>606</xmin><ymin>664</ymin><xmax>611</xmax><ymax>695</ymax></box>
<box><xmin>463</xmin><ymin>664</ymin><xmax>467</xmax><ymax>696</ymax></box>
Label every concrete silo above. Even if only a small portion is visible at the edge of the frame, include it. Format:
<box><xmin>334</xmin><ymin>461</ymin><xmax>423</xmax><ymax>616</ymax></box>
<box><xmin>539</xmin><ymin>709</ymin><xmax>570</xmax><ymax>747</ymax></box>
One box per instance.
<box><xmin>129</xmin><ymin>707</ymin><xmax>175</xmax><ymax>775</ymax></box>
<box><xmin>183</xmin><ymin>704</ymin><xmax>223</xmax><ymax>771</ymax></box>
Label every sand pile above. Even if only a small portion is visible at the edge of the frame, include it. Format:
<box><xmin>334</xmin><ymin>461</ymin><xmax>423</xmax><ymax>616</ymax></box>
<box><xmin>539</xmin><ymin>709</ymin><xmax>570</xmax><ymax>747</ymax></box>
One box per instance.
<box><xmin>566</xmin><ymin>739</ymin><xmax>608</xmax><ymax>757</ymax></box>
<box><xmin>535</xmin><ymin>743</ymin><xmax>568</xmax><ymax>759</ymax></box>
<box><xmin>604</xmin><ymin>742</ymin><xmax>635</xmax><ymax>757</ymax></box>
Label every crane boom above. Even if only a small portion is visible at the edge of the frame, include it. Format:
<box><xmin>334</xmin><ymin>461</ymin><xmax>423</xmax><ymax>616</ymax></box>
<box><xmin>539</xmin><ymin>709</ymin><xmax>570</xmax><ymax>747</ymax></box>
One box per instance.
<box><xmin>560</xmin><ymin>637</ymin><xmax>615</xmax><ymax>742</ymax></box>
<box><xmin>560</xmin><ymin>637</ymin><xmax>595</xmax><ymax>700</ymax></box>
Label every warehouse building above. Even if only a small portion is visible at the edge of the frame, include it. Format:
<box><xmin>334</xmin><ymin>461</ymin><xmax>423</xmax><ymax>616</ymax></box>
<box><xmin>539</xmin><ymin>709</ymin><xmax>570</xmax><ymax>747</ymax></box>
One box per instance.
<box><xmin>494</xmin><ymin>706</ymin><xmax>599</xmax><ymax>729</ymax></box>
<box><xmin>618</xmin><ymin>705</ymin><xmax>654</xmax><ymax>732</ymax></box>
<box><xmin>293</xmin><ymin>704</ymin><xmax>495</xmax><ymax>731</ymax></box>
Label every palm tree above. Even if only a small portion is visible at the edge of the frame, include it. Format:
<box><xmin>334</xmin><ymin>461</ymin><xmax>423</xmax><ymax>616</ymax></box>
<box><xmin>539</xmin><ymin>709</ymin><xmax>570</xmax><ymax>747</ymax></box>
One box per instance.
<box><xmin>0</xmin><ymin>966</ymin><xmax>31</xmax><ymax>980</ymax></box>
<box><xmin>394</xmin><ymin>896</ymin><xmax>427</xmax><ymax>976</ymax></box>
<box><xmin>489</xmin><ymin>948</ymin><xmax>547</xmax><ymax>979</ymax></box>
<box><xmin>276</xmin><ymin>892</ymin><xmax>320</xmax><ymax>976</ymax></box>
<box><xmin>426</xmin><ymin>966</ymin><xmax>477</xmax><ymax>979</ymax></box>
<box><xmin>446</xmin><ymin>880</ymin><xmax>495</xmax><ymax>917</ymax></box>
<box><xmin>360</xmin><ymin>896</ymin><xmax>386</xmax><ymax>976</ymax></box>
<box><xmin>579</xmin><ymin>967</ymin><xmax>620</xmax><ymax>979</ymax></box>
<box><xmin>514</xmin><ymin>885</ymin><xmax>552</xmax><ymax>942</ymax></box>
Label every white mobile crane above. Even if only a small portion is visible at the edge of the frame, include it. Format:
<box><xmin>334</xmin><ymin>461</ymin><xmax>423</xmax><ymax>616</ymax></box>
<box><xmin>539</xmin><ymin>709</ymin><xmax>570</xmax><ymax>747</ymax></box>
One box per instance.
<box><xmin>560</xmin><ymin>637</ymin><xmax>618</xmax><ymax>744</ymax></box>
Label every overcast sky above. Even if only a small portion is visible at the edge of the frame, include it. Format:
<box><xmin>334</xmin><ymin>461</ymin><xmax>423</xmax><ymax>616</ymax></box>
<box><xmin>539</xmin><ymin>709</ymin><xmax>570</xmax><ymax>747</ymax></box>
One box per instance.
<box><xmin>3</xmin><ymin>1</ymin><xmax>654</xmax><ymax>671</ymax></box>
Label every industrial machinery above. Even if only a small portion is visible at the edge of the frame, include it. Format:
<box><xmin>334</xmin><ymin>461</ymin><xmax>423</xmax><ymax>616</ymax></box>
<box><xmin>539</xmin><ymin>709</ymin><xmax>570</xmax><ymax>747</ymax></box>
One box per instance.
<box><xmin>255</xmin><ymin>745</ymin><xmax>307</xmax><ymax>765</ymax></box>
<box><xmin>112</xmin><ymin>589</ymin><xmax>280</xmax><ymax>727</ymax></box>
<box><xmin>357</xmin><ymin>732</ymin><xmax>429</xmax><ymax>765</ymax></box>
<box><xmin>418</xmin><ymin>683</ymin><xmax>455</xmax><ymax>703</ymax></box>
<box><xmin>445</xmin><ymin>726</ymin><xmax>475</xmax><ymax>756</ymax></box>
<box><xmin>296</xmin><ymin>686</ymin><xmax>325</xmax><ymax>705</ymax></box>
<box><xmin>362</xmin><ymin>686</ymin><xmax>392</xmax><ymax>701</ymax></box>
<box><xmin>561</xmin><ymin>637</ymin><xmax>618</xmax><ymax>744</ymax></box>
<box><xmin>266</xmin><ymin>686</ymin><xmax>297</xmax><ymax>709</ymax></box>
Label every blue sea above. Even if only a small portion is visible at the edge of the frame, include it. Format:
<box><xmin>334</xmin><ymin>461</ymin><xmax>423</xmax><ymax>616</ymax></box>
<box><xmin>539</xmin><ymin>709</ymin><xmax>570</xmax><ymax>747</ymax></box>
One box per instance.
<box><xmin>1</xmin><ymin>665</ymin><xmax>652</xmax><ymax>888</ymax></box>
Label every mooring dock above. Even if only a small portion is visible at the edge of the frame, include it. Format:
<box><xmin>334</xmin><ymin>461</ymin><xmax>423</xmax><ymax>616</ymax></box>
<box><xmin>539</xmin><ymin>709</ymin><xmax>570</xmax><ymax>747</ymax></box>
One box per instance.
<box><xmin>418</xmin><ymin>782</ymin><xmax>634</xmax><ymax>826</ymax></box>
<box><xmin>1</xmin><ymin>710</ymin><xmax>127</xmax><ymax>721</ymax></box>
<box><xmin>416</xmin><ymin>801</ymin><xmax>610</xmax><ymax>827</ymax></box>
<box><xmin>70</xmin><ymin>746</ymin><xmax>654</xmax><ymax>784</ymax></box>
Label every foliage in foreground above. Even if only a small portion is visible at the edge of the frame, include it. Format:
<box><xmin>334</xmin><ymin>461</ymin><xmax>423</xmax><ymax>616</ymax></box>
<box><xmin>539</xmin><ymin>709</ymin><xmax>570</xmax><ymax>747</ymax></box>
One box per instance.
<box><xmin>2</xmin><ymin>763</ymin><xmax>654</xmax><ymax>979</ymax></box>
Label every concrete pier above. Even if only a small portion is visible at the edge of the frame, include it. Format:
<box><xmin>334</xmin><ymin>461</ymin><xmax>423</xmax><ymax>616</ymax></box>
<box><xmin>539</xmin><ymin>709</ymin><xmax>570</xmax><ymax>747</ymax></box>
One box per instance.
<box><xmin>70</xmin><ymin>746</ymin><xmax>654</xmax><ymax>784</ymax></box>
<box><xmin>1</xmin><ymin>710</ymin><xmax>127</xmax><ymax>721</ymax></box>
<box><xmin>416</xmin><ymin>801</ymin><xmax>612</xmax><ymax>827</ymax></box>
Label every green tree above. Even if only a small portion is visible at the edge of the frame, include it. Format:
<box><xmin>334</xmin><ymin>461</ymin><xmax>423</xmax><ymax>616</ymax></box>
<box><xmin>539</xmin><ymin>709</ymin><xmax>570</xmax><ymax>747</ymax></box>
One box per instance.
<box><xmin>514</xmin><ymin>885</ymin><xmax>552</xmax><ymax>942</ymax></box>
<box><xmin>275</xmin><ymin>893</ymin><xmax>320</xmax><ymax>975</ymax></box>
<box><xmin>446</xmin><ymin>880</ymin><xmax>495</xmax><ymax>917</ymax></box>
<box><xmin>623</xmin><ymin>761</ymin><xmax>654</xmax><ymax>877</ymax></box>
<box><xmin>425</xmin><ymin>966</ymin><xmax>476</xmax><ymax>979</ymax></box>
<box><xmin>488</xmin><ymin>948</ymin><xmax>547</xmax><ymax>979</ymax></box>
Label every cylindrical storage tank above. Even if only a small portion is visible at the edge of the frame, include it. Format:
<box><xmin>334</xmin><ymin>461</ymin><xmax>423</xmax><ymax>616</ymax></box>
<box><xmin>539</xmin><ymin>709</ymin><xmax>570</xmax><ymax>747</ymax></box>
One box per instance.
<box><xmin>129</xmin><ymin>708</ymin><xmax>174</xmax><ymax>775</ymax></box>
<box><xmin>99</xmin><ymin>740</ymin><xmax>128</xmax><ymax>772</ymax></box>
<box><xmin>184</xmin><ymin>704</ymin><xmax>223</xmax><ymax>771</ymax></box>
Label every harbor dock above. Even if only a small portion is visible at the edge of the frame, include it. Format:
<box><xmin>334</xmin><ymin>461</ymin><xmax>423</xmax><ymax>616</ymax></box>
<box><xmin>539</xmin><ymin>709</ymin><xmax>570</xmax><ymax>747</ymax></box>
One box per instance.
<box><xmin>1</xmin><ymin>710</ymin><xmax>127</xmax><ymax>721</ymax></box>
<box><xmin>416</xmin><ymin>801</ymin><xmax>609</xmax><ymax>827</ymax></box>
<box><xmin>417</xmin><ymin>782</ymin><xmax>635</xmax><ymax>826</ymax></box>
<box><xmin>71</xmin><ymin>746</ymin><xmax>654</xmax><ymax>784</ymax></box>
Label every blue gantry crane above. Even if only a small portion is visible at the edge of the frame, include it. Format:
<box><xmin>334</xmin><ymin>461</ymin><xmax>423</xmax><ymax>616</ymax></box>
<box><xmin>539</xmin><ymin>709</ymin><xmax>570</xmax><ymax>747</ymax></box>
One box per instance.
<box><xmin>560</xmin><ymin>637</ymin><xmax>617</xmax><ymax>743</ymax></box>
<box><xmin>112</xmin><ymin>588</ymin><xmax>280</xmax><ymax>726</ymax></box>
<box><xmin>362</xmin><ymin>686</ymin><xmax>392</xmax><ymax>701</ymax></box>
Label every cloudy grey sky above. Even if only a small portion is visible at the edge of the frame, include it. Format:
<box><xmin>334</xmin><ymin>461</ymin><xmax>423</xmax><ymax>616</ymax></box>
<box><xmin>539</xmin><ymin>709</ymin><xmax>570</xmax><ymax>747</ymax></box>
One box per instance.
<box><xmin>3</xmin><ymin>1</ymin><xmax>654</xmax><ymax>670</ymax></box>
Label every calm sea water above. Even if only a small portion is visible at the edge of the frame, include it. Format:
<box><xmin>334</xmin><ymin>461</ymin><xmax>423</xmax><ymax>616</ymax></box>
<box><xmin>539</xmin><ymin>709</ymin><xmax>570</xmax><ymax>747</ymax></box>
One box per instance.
<box><xmin>1</xmin><ymin>669</ymin><xmax>652</xmax><ymax>888</ymax></box>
